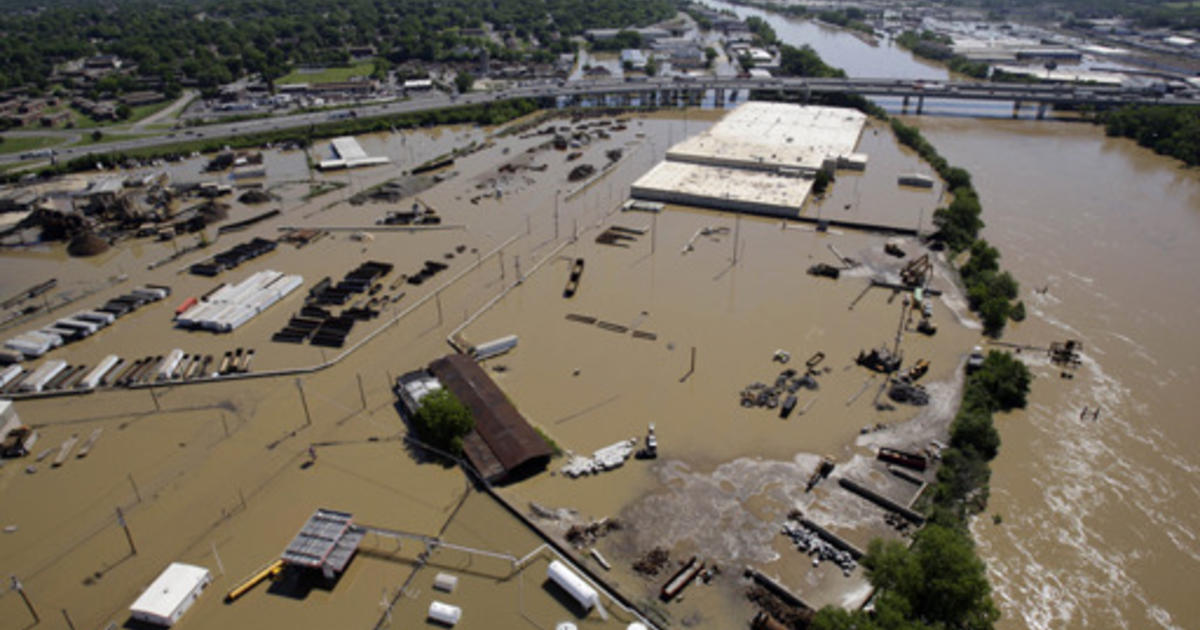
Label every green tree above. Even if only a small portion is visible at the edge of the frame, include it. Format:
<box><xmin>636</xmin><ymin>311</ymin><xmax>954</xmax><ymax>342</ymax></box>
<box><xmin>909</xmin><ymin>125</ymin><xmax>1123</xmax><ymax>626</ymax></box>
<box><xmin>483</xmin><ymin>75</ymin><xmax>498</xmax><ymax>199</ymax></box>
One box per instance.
<box><xmin>704</xmin><ymin>46</ymin><xmax>718</xmax><ymax>68</ymax></box>
<box><xmin>412</xmin><ymin>389</ymin><xmax>475</xmax><ymax>455</ymax></box>
<box><xmin>454</xmin><ymin>71</ymin><xmax>474</xmax><ymax>94</ymax></box>
<box><xmin>950</xmin><ymin>406</ymin><xmax>1000</xmax><ymax>460</ymax></box>
<box><xmin>970</xmin><ymin>351</ymin><xmax>1032</xmax><ymax>411</ymax></box>
<box><xmin>91</xmin><ymin>129</ymin><xmax>103</xmax><ymax>142</ymax></box>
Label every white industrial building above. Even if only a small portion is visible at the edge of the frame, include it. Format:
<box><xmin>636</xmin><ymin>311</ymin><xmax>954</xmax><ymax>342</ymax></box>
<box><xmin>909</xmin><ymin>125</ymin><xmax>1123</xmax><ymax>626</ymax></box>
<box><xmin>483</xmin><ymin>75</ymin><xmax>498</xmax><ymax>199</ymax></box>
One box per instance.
<box><xmin>632</xmin><ymin>161</ymin><xmax>813</xmax><ymax>218</ymax></box>
<box><xmin>664</xmin><ymin>102</ymin><xmax>866</xmax><ymax>173</ymax></box>
<box><xmin>128</xmin><ymin>562</ymin><xmax>212</xmax><ymax>627</ymax></box>
<box><xmin>631</xmin><ymin>102</ymin><xmax>868</xmax><ymax>218</ymax></box>
<box><xmin>318</xmin><ymin>136</ymin><xmax>390</xmax><ymax>171</ymax></box>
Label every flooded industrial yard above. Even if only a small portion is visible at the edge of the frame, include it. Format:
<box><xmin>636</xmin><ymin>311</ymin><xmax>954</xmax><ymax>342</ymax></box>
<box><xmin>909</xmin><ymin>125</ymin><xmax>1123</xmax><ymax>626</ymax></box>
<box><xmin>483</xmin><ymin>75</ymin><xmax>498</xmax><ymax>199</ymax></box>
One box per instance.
<box><xmin>0</xmin><ymin>99</ymin><xmax>984</xmax><ymax>629</ymax></box>
<box><xmin>3</xmin><ymin>6</ymin><xmax>1199</xmax><ymax>627</ymax></box>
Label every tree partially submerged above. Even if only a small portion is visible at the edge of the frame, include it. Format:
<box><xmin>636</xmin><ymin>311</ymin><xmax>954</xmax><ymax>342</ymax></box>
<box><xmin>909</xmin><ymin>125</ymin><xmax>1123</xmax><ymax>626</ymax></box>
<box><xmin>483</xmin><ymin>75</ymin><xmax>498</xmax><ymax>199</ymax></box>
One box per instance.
<box><xmin>412</xmin><ymin>389</ymin><xmax>474</xmax><ymax>456</ymax></box>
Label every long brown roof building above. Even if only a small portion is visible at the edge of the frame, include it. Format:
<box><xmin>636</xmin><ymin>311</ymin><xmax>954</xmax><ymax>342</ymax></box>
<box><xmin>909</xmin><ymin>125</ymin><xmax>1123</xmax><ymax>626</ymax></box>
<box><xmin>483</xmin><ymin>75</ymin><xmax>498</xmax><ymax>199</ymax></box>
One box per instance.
<box><xmin>429</xmin><ymin>354</ymin><xmax>552</xmax><ymax>483</ymax></box>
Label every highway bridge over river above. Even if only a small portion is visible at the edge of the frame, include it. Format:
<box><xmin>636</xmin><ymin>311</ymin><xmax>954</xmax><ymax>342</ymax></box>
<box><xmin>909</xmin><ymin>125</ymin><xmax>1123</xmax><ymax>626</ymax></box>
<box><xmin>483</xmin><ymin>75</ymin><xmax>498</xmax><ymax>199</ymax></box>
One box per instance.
<box><xmin>5</xmin><ymin>76</ymin><xmax>1197</xmax><ymax>165</ymax></box>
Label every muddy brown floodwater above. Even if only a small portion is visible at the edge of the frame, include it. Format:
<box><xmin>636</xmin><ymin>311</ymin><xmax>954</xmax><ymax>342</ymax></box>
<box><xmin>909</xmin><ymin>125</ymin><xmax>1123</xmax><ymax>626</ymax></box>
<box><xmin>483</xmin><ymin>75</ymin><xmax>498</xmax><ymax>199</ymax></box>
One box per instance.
<box><xmin>0</xmin><ymin>106</ymin><xmax>983</xmax><ymax>630</ymax></box>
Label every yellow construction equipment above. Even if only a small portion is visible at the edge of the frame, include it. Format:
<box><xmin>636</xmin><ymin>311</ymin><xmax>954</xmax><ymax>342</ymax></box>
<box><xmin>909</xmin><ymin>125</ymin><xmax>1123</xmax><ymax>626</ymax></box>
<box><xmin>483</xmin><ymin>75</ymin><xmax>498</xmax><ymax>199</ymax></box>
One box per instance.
<box><xmin>225</xmin><ymin>559</ymin><xmax>284</xmax><ymax>602</ymax></box>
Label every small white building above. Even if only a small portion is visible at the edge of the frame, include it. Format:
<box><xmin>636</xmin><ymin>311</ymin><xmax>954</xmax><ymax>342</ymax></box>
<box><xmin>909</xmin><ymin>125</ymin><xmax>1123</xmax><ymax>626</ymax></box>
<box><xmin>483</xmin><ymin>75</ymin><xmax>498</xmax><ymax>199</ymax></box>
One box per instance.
<box><xmin>129</xmin><ymin>563</ymin><xmax>212</xmax><ymax>627</ymax></box>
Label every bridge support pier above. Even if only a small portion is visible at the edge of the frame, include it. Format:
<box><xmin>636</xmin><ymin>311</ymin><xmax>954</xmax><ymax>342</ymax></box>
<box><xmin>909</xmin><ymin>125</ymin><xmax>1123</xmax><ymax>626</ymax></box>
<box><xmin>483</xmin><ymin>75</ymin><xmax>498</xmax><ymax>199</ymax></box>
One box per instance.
<box><xmin>1013</xmin><ymin>100</ymin><xmax>1021</xmax><ymax>119</ymax></box>
<box><xmin>1037</xmin><ymin>102</ymin><xmax>1048</xmax><ymax>120</ymax></box>
<box><xmin>916</xmin><ymin>95</ymin><xmax>924</xmax><ymax>114</ymax></box>
<box><xmin>902</xmin><ymin>95</ymin><xmax>909</xmax><ymax>109</ymax></box>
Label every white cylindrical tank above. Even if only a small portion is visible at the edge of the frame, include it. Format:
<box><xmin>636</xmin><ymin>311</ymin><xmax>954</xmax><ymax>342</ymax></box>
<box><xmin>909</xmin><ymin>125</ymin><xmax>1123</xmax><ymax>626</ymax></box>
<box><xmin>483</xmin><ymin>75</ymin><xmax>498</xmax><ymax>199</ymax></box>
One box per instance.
<box><xmin>428</xmin><ymin>601</ymin><xmax>462</xmax><ymax>626</ymax></box>
<box><xmin>547</xmin><ymin>560</ymin><xmax>598</xmax><ymax>611</ymax></box>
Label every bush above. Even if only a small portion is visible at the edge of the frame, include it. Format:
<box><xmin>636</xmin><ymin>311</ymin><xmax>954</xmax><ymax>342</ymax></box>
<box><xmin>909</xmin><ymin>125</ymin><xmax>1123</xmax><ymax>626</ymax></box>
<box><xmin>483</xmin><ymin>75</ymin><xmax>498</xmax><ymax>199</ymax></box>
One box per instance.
<box><xmin>1010</xmin><ymin>300</ymin><xmax>1026</xmax><ymax>322</ymax></box>
<box><xmin>412</xmin><ymin>389</ymin><xmax>475</xmax><ymax>456</ymax></box>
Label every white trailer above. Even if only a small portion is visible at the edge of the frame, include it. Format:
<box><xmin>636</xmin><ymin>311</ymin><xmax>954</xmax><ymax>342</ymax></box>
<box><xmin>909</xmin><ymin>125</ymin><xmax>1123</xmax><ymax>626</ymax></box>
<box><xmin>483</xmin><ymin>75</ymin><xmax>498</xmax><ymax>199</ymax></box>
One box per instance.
<box><xmin>57</xmin><ymin>317</ymin><xmax>100</xmax><ymax>335</ymax></box>
<box><xmin>0</xmin><ymin>365</ymin><xmax>24</xmax><ymax>388</ymax></box>
<box><xmin>129</xmin><ymin>562</ymin><xmax>212</xmax><ymax>627</ymax></box>
<box><xmin>157</xmin><ymin>349</ymin><xmax>185</xmax><ymax>381</ymax></box>
<box><xmin>73</xmin><ymin>310</ymin><xmax>115</xmax><ymax>325</ymax></box>
<box><xmin>79</xmin><ymin>355</ymin><xmax>121</xmax><ymax>389</ymax></box>
<box><xmin>19</xmin><ymin>359</ymin><xmax>68</xmax><ymax>392</ymax></box>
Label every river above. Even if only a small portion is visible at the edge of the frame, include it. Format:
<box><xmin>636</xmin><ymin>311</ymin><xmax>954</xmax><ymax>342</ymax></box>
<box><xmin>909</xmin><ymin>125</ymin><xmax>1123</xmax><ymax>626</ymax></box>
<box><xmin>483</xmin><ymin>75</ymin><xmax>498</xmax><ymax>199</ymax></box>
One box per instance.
<box><xmin>700</xmin><ymin>2</ymin><xmax>1200</xmax><ymax>628</ymax></box>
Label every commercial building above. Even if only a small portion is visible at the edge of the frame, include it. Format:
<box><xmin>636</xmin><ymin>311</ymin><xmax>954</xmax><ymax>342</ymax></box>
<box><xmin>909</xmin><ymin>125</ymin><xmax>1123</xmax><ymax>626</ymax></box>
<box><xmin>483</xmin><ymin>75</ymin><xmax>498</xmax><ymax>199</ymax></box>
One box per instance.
<box><xmin>318</xmin><ymin>136</ymin><xmax>390</xmax><ymax>171</ymax></box>
<box><xmin>128</xmin><ymin>562</ymin><xmax>212</xmax><ymax>627</ymax></box>
<box><xmin>632</xmin><ymin>102</ymin><xmax>867</xmax><ymax>219</ymax></box>
<box><xmin>632</xmin><ymin>161</ymin><xmax>813</xmax><ymax>218</ymax></box>
<box><xmin>428</xmin><ymin>354</ymin><xmax>553</xmax><ymax>483</ymax></box>
<box><xmin>665</xmin><ymin>102</ymin><xmax>866</xmax><ymax>174</ymax></box>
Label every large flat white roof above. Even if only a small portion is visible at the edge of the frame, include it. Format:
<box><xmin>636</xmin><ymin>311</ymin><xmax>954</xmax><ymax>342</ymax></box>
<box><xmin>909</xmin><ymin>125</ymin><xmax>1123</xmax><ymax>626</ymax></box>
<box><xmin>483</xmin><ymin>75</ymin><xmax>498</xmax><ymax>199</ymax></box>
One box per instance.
<box><xmin>129</xmin><ymin>562</ymin><xmax>211</xmax><ymax>619</ymax></box>
<box><xmin>665</xmin><ymin>102</ymin><xmax>866</xmax><ymax>172</ymax></box>
<box><xmin>632</xmin><ymin>161</ymin><xmax>813</xmax><ymax>217</ymax></box>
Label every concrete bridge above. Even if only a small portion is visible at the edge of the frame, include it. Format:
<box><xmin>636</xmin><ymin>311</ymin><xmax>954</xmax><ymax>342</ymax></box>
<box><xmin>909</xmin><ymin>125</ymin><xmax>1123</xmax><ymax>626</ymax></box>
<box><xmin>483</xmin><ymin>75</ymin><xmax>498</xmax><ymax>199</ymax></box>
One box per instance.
<box><xmin>514</xmin><ymin>76</ymin><xmax>1200</xmax><ymax>118</ymax></box>
<box><xmin>5</xmin><ymin>75</ymin><xmax>1196</xmax><ymax>165</ymax></box>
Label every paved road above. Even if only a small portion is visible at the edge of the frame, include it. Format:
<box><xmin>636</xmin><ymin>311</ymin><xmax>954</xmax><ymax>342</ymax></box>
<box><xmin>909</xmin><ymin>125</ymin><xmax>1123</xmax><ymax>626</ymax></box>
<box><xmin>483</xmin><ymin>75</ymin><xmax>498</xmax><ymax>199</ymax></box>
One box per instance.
<box><xmin>4</xmin><ymin>76</ymin><xmax>1196</xmax><ymax>165</ymax></box>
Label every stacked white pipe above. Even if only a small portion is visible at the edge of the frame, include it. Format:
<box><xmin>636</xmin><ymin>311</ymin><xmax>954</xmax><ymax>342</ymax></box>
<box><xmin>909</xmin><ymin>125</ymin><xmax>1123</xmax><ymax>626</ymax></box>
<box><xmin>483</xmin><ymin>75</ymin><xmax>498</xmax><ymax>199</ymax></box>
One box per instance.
<box><xmin>177</xmin><ymin>270</ymin><xmax>302</xmax><ymax>333</ymax></box>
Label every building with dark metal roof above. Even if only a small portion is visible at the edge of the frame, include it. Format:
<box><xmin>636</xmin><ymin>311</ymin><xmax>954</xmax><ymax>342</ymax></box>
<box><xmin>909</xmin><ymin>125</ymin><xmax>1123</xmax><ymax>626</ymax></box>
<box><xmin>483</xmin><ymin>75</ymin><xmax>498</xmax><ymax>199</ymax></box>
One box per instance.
<box><xmin>428</xmin><ymin>354</ymin><xmax>553</xmax><ymax>484</ymax></box>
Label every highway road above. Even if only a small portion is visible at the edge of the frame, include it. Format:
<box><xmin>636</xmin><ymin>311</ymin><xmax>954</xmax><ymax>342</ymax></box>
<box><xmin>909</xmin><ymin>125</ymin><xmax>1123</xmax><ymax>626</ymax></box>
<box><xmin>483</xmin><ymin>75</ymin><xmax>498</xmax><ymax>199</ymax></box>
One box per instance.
<box><xmin>4</xmin><ymin>76</ymin><xmax>1197</xmax><ymax>165</ymax></box>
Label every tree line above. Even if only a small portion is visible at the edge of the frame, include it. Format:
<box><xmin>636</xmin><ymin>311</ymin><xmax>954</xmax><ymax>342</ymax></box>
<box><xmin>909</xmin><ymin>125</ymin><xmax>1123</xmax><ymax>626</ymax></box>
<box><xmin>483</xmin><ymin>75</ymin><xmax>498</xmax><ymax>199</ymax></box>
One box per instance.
<box><xmin>890</xmin><ymin>118</ymin><xmax>1024</xmax><ymax>337</ymax></box>
<box><xmin>1100</xmin><ymin>105</ymin><xmax>1200</xmax><ymax>166</ymax></box>
<box><xmin>0</xmin><ymin>0</ymin><xmax>678</xmax><ymax>94</ymax></box>
<box><xmin>895</xmin><ymin>31</ymin><xmax>989</xmax><ymax>80</ymax></box>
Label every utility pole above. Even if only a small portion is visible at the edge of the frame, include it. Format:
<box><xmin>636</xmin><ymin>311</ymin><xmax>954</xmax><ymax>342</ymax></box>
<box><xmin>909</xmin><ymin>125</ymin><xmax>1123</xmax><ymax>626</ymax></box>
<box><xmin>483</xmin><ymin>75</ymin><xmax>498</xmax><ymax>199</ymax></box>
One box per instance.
<box><xmin>128</xmin><ymin>472</ymin><xmax>142</xmax><ymax>503</ymax></box>
<box><xmin>357</xmin><ymin>373</ymin><xmax>367</xmax><ymax>410</ymax></box>
<box><xmin>732</xmin><ymin>215</ymin><xmax>741</xmax><ymax>263</ymax></box>
<box><xmin>11</xmin><ymin>576</ymin><xmax>38</xmax><ymax>623</ymax></box>
<box><xmin>116</xmin><ymin>506</ymin><xmax>137</xmax><ymax>556</ymax></box>
<box><xmin>296</xmin><ymin>378</ymin><xmax>312</xmax><ymax>427</ymax></box>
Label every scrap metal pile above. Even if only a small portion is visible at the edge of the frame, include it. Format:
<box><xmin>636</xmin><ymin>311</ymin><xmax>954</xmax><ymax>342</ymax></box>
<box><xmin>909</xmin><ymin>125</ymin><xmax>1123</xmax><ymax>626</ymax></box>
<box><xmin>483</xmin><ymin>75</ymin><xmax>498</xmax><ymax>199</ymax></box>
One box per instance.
<box><xmin>781</xmin><ymin>521</ymin><xmax>857</xmax><ymax>577</ymax></box>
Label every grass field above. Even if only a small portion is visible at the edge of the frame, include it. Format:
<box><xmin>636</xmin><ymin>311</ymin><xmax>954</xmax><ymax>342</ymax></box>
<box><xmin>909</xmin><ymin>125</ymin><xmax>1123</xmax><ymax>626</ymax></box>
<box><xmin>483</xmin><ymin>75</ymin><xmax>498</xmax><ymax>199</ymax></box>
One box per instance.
<box><xmin>0</xmin><ymin>134</ymin><xmax>66</xmax><ymax>156</ymax></box>
<box><xmin>278</xmin><ymin>61</ymin><xmax>375</xmax><ymax>85</ymax></box>
<box><xmin>127</xmin><ymin>99</ymin><xmax>177</xmax><ymax>124</ymax></box>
